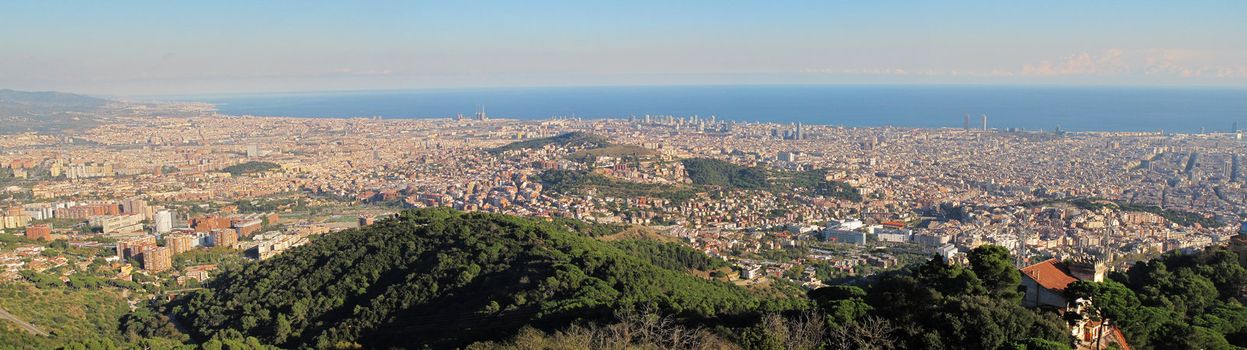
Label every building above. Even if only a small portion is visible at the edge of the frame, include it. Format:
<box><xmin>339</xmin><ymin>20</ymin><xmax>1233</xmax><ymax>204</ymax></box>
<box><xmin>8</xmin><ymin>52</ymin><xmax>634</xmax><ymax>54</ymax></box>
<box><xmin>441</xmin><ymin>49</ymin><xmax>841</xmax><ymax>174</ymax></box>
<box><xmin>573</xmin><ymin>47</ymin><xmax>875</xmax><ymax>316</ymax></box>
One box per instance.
<box><xmin>874</xmin><ymin>228</ymin><xmax>912</xmax><ymax>243</ymax></box>
<box><xmin>140</xmin><ymin>246</ymin><xmax>172</xmax><ymax>272</ymax></box>
<box><xmin>179</xmin><ymin>264</ymin><xmax>218</xmax><ymax>285</ymax></box>
<box><xmin>778</xmin><ymin>151</ymin><xmax>799</xmax><ymax>163</ymax></box>
<box><xmin>55</xmin><ymin>202</ymin><xmax>120</xmax><ymax>220</ymax></box>
<box><xmin>232</xmin><ymin>219</ymin><xmax>263</xmax><ymax>237</ymax></box>
<box><xmin>358</xmin><ymin>215</ymin><xmax>375</xmax><ymax>227</ymax></box>
<box><xmin>116</xmin><ymin>236</ymin><xmax>157</xmax><ymax>259</ymax></box>
<box><xmin>209</xmin><ymin>230</ymin><xmax>238</xmax><ymax>248</ymax></box>
<box><xmin>937</xmin><ymin>244</ymin><xmax>958</xmax><ymax>261</ymax></box>
<box><xmin>741</xmin><ymin>265</ymin><xmax>761</xmax><ymax>280</ymax></box>
<box><xmin>166</xmin><ymin>234</ymin><xmax>196</xmax><ymax>254</ymax></box>
<box><xmin>191</xmin><ymin>216</ymin><xmax>231</xmax><ymax>232</ymax></box>
<box><xmin>824</xmin><ymin>229</ymin><xmax>867</xmax><ymax>245</ymax></box>
<box><xmin>119</xmin><ymin>198</ymin><xmax>149</xmax><ymax>217</ymax></box>
<box><xmin>246</xmin><ymin>232</ymin><xmax>309</xmax><ymax>260</ymax></box>
<box><xmin>155</xmin><ymin>210</ymin><xmax>174</xmax><ymax>234</ymax></box>
<box><xmin>25</xmin><ymin>224</ymin><xmax>52</xmax><ymax>241</ymax></box>
<box><xmin>913</xmin><ymin>233</ymin><xmax>952</xmax><ymax>248</ymax></box>
<box><xmin>1018</xmin><ymin>258</ymin><xmax>1104</xmax><ymax>309</ymax></box>
<box><xmin>23</xmin><ymin>203</ymin><xmax>54</xmax><ymax>220</ymax></box>
<box><xmin>826</xmin><ymin>219</ymin><xmax>864</xmax><ymax>231</ymax></box>
<box><xmin>96</xmin><ymin>214</ymin><xmax>145</xmax><ymax>234</ymax></box>
<box><xmin>0</xmin><ymin>207</ymin><xmax>31</xmax><ymax>229</ymax></box>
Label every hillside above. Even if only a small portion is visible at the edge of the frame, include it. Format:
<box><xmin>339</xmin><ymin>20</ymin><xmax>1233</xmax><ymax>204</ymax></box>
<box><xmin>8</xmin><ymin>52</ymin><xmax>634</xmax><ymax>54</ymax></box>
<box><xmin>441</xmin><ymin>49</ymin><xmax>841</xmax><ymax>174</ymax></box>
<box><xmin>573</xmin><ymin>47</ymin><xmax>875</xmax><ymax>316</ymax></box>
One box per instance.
<box><xmin>0</xmin><ymin>89</ymin><xmax>111</xmax><ymax>133</ymax></box>
<box><xmin>532</xmin><ymin>169</ymin><xmax>698</xmax><ymax>204</ymax></box>
<box><xmin>222</xmin><ymin>161</ymin><xmax>281</xmax><ymax>176</ymax></box>
<box><xmin>172</xmin><ymin>208</ymin><xmax>777</xmax><ymax>349</ymax></box>
<box><xmin>681</xmin><ymin>158</ymin><xmax>770</xmax><ymax>190</ymax></box>
<box><xmin>681</xmin><ymin>158</ymin><xmax>862</xmax><ymax>201</ymax></box>
<box><xmin>0</xmin><ymin>284</ymin><xmax>131</xmax><ymax>349</ymax></box>
<box><xmin>0</xmin><ymin>89</ymin><xmax>108</xmax><ymax>114</ymax></box>
<box><xmin>488</xmin><ymin>132</ymin><xmax>611</xmax><ymax>155</ymax></box>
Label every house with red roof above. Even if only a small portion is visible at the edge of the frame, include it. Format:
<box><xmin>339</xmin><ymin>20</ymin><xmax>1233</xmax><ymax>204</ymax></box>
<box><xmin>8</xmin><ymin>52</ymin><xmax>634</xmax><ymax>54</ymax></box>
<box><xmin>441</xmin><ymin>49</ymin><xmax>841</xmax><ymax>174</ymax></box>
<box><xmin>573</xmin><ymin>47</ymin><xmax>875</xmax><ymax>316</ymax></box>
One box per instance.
<box><xmin>1019</xmin><ymin>258</ymin><xmax>1130</xmax><ymax>350</ymax></box>
<box><xmin>1019</xmin><ymin>257</ymin><xmax>1105</xmax><ymax>309</ymax></box>
<box><xmin>1019</xmin><ymin>258</ymin><xmax>1080</xmax><ymax>309</ymax></box>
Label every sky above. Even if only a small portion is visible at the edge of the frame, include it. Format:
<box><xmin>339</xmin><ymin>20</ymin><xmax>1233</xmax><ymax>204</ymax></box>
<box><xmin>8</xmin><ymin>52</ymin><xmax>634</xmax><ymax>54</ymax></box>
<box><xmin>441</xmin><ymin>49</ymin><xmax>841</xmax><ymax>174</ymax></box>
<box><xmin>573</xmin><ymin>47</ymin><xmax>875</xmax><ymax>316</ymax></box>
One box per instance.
<box><xmin>1</xmin><ymin>1</ymin><xmax>1245</xmax><ymax>96</ymax></box>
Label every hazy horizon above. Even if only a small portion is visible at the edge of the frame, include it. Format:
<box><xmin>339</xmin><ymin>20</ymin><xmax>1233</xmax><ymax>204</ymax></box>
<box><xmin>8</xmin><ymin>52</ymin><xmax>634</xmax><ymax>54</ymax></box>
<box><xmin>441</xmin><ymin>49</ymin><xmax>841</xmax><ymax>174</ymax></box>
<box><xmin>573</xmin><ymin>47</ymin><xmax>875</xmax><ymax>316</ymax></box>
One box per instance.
<box><xmin>3</xmin><ymin>1</ymin><xmax>1246</xmax><ymax>95</ymax></box>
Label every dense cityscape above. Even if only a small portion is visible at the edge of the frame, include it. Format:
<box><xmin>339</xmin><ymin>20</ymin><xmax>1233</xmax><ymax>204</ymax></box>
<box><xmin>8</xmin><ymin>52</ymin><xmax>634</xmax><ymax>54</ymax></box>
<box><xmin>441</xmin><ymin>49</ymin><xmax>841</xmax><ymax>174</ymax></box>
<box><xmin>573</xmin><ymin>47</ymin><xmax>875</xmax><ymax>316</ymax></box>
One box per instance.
<box><xmin>2</xmin><ymin>93</ymin><xmax>1246</xmax><ymax>348</ymax></box>
<box><xmin>5</xmin><ymin>100</ymin><xmax>1243</xmax><ymax>278</ymax></box>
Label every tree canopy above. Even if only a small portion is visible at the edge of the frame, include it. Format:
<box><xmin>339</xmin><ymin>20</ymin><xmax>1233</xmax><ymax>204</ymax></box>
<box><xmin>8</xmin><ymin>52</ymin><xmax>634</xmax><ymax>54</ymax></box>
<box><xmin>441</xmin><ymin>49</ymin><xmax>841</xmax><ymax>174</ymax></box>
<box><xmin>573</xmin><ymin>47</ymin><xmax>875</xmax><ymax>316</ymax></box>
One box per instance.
<box><xmin>173</xmin><ymin>208</ymin><xmax>787</xmax><ymax>349</ymax></box>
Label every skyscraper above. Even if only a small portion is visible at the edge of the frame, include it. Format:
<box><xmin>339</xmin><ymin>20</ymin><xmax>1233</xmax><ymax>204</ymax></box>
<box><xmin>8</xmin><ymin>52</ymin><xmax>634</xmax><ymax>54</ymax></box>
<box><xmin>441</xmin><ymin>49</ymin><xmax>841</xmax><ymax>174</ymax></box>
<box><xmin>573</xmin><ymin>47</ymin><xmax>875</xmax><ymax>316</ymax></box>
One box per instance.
<box><xmin>981</xmin><ymin>114</ymin><xmax>988</xmax><ymax>131</ymax></box>
<box><xmin>476</xmin><ymin>105</ymin><xmax>488</xmax><ymax>121</ymax></box>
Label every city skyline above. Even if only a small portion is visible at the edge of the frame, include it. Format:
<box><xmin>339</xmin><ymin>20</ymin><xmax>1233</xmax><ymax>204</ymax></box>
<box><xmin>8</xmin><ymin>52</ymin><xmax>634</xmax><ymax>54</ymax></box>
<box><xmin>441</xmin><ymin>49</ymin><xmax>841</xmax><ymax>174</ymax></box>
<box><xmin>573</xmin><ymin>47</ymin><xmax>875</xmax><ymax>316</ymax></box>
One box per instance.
<box><xmin>2</xmin><ymin>1</ymin><xmax>1246</xmax><ymax>95</ymax></box>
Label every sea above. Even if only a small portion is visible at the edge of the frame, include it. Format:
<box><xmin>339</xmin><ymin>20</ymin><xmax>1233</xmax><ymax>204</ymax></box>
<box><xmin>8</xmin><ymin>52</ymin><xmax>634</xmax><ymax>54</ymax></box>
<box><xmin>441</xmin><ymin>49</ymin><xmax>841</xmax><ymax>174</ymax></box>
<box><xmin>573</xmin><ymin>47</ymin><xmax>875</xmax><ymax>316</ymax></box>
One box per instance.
<box><xmin>190</xmin><ymin>84</ymin><xmax>1247</xmax><ymax>133</ymax></box>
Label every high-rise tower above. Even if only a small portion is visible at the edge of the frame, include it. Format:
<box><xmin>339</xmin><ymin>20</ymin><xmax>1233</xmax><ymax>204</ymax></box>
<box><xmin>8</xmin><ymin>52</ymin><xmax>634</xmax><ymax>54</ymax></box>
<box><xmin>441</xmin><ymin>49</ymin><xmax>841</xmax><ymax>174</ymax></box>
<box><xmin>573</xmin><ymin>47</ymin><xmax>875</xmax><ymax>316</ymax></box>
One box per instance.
<box><xmin>475</xmin><ymin>105</ymin><xmax>488</xmax><ymax>121</ymax></box>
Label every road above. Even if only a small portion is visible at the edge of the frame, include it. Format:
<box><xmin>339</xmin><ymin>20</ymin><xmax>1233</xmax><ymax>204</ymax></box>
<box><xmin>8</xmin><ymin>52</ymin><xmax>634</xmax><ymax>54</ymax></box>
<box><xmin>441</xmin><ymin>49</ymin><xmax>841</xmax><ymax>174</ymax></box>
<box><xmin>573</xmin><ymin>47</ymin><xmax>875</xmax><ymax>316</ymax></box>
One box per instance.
<box><xmin>0</xmin><ymin>306</ymin><xmax>48</xmax><ymax>336</ymax></box>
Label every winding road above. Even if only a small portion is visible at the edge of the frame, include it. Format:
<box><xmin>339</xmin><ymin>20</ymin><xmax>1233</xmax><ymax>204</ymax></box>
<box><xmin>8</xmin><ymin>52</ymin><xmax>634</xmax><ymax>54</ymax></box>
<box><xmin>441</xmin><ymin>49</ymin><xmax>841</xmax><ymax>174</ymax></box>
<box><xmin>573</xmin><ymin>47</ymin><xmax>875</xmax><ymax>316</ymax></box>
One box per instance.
<box><xmin>0</xmin><ymin>306</ymin><xmax>47</xmax><ymax>336</ymax></box>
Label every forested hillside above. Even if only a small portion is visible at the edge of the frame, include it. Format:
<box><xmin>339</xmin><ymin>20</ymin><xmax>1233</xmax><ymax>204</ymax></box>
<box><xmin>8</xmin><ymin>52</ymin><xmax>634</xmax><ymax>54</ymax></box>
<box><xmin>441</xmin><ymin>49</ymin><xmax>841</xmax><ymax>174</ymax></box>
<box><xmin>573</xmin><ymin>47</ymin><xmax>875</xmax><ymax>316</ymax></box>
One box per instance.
<box><xmin>172</xmin><ymin>208</ymin><xmax>790</xmax><ymax>349</ymax></box>
<box><xmin>221</xmin><ymin>161</ymin><xmax>281</xmax><ymax>176</ymax></box>
<box><xmin>475</xmin><ymin>245</ymin><xmax>1076</xmax><ymax>349</ymax></box>
<box><xmin>680</xmin><ymin>158</ymin><xmax>770</xmax><ymax>190</ymax></box>
<box><xmin>680</xmin><ymin>158</ymin><xmax>861</xmax><ymax>201</ymax></box>
<box><xmin>165</xmin><ymin>209</ymin><xmax>1084</xmax><ymax>349</ymax></box>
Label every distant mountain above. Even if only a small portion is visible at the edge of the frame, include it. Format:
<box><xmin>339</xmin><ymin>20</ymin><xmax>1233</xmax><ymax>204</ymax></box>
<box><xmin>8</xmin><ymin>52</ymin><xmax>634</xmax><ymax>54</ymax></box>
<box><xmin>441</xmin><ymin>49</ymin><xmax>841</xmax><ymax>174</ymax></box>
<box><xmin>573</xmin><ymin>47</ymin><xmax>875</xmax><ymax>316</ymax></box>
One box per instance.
<box><xmin>0</xmin><ymin>89</ymin><xmax>111</xmax><ymax>133</ymax></box>
<box><xmin>173</xmin><ymin>208</ymin><xmax>773</xmax><ymax>349</ymax></box>
<box><xmin>0</xmin><ymin>89</ymin><xmax>109</xmax><ymax>111</ymax></box>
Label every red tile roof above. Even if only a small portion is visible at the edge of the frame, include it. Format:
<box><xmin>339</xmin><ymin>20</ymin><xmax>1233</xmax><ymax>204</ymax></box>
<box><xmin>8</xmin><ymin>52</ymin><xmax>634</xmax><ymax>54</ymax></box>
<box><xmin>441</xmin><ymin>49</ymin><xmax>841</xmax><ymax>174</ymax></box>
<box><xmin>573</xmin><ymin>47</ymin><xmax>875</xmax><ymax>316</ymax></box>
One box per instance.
<box><xmin>1020</xmin><ymin>258</ymin><xmax>1079</xmax><ymax>292</ymax></box>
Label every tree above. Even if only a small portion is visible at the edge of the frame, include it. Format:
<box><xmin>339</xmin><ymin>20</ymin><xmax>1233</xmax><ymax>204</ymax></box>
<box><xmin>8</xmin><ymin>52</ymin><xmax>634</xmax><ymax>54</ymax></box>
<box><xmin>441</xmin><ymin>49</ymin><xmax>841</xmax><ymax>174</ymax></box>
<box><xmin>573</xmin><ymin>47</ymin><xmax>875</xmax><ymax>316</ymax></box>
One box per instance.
<box><xmin>274</xmin><ymin>313</ymin><xmax>292</xmax><ymax>344</ymax></box>
<box><xmin>809</xmin><ymin>286</ymin><xmax>872</xmax><ymax>325</ymax></box>
<box><xmin>913</xmin><ymin>256</ymin><xmax>985</xmax><ymax>298</ymax></box>
<box><xmin>1152</xmin><ymin>323</ymin><xmax>1232</xmax><ymax>350</ymax></box>
<box><xmin>968</xmin><ymin>245</ymin><xmax>1021</xmax><ymax>301</ymax></box>
<box><xmin>1066</xmin><ymin>280</ymin><xmax>1141</xmax><ymax>348</ymax></box>
<box><xmin>1008</xmin><ymin>338</ymin><xmax>1072</xmax><ymax>350</ymax></box>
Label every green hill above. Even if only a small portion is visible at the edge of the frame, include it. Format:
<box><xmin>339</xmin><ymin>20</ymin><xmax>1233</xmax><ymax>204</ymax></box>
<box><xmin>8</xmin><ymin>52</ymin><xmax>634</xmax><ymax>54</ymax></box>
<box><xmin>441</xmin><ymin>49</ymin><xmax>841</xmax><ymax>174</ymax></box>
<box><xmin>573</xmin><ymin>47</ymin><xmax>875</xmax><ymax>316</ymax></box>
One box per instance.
<box><xmin>681</xmin><ymin>158</ymin><xmax>770</xmax><ymax>190</ymax></box>
<box><xmin>488</xmin><ymin>132</ymin><xmax>611</xmax><ymax>155</ymax></box>
<box><xmin>680</xmin><ymin>158</ymin><xmax>862</xmax><ymax>201</ymax></box>
<box><xmin>173</xmin><ymin>208</ymin><xmax>775</xmax><ymax>349</ymax></box>
<box><xmin>221</xmin><ymin>161</ymin><xmax>280</xmax><ymax>176</ymax></box>
<box><xmin>531</xmin><ymin>169</ymin><xmax>698</xmax><ymax>204</ymax></box>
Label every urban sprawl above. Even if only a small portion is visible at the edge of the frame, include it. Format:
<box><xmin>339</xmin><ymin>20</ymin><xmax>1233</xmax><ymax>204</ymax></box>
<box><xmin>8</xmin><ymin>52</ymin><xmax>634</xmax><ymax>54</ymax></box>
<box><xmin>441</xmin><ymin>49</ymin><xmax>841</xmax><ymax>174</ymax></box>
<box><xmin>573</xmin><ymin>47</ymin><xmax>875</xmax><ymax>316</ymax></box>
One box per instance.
<box><xmin>2</xmin><ymin>102</ymin><xmax>1245</xmax><ymax>299</ymax></box>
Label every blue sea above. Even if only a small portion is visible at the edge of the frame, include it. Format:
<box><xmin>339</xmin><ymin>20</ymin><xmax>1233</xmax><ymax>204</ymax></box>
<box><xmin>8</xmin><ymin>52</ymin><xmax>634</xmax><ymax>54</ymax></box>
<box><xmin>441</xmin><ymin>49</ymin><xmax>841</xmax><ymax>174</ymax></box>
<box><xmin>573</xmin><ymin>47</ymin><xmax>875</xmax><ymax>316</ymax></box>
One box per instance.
<box><xmin>192</xmin><ymin>85</ymin><xmax>1247</xmax><ymax>133</ymax></box>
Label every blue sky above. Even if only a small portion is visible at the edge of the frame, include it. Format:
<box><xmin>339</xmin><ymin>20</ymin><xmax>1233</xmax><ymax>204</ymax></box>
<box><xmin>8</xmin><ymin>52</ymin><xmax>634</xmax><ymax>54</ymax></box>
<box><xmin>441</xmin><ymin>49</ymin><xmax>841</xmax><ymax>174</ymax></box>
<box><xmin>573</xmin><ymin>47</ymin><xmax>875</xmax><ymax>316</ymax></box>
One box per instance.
<box><xmin>2</xmin><ymin>1</ymin><xmax>1245</xmax><ymax>95</ymax></box>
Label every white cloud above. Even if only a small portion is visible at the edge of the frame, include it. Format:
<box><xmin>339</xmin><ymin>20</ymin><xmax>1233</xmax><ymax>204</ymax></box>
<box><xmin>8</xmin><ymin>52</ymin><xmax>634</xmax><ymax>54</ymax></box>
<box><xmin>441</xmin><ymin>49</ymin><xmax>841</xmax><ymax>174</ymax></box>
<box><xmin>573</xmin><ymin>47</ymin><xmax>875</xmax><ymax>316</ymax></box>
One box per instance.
<box><xmin>1019</xmin><ymin>48</ymin><xmax>1247</xmax><ymax>79</ymax></box>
